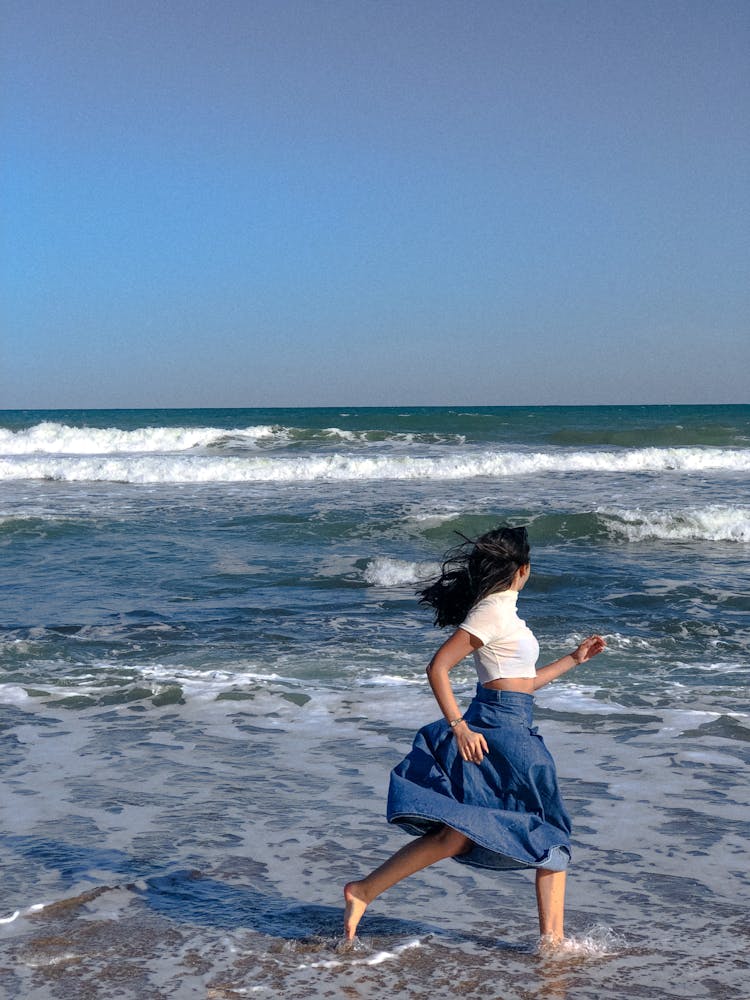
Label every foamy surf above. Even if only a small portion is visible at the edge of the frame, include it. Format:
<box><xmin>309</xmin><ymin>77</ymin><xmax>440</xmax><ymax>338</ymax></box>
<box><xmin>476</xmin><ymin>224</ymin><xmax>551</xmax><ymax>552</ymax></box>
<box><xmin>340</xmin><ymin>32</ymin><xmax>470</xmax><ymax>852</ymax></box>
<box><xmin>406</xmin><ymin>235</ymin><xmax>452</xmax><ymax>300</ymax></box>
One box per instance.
<box><xmin>298</xmin><ymin>937</ymin><xmax>423</xmax><ymax>969</ymax></box>
<box><xmin>537</xmin><ymin>925</ymin><xmax>626</xmax><ymax>959</ymax></box>
<box><xmin>363</xmin><ymin>557</ymin><xmax>439</xmax><ymax>586</ymax></box>
<box><xmin>2</xmin><ymin>446</ymin><xmax>749</xmax><ymax>483</ymax></box>
<box><xmin>536</xmin><ymin>684</ymin><xmax>628</xmax><ymax>715</ymax></box>
<box><xmin>0</xmin><ymin>421</ymin><xmax>463</xmax><ymax>456</ymax></box>
<box><xmin>0</xmin><ymin>902</ymin><xmax>48</xmax><ymax>926</ymax></box>
<box><xmin>0</xmin><ymin>422</ymin><xmax>281</xmax><ymax>455</ymax></box>
<box><xmin>598</xmin><ymin>504</ymin><xmax>750</xmax><ymax>542</ymax></box>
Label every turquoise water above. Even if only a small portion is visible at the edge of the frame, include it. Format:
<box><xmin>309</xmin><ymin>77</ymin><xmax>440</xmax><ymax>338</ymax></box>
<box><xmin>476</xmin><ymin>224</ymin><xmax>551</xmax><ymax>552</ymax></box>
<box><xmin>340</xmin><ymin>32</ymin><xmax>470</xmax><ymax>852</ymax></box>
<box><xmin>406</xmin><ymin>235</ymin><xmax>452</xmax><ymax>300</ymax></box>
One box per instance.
<box><xmin>3</xmin><ymin>403</ymin><xmax>748</xmax><ymax>444</ymax></box>
<box><xmin>1</xmin><ymin>406</ymin><xmax>749</xmax><ymax>998</ymax></box>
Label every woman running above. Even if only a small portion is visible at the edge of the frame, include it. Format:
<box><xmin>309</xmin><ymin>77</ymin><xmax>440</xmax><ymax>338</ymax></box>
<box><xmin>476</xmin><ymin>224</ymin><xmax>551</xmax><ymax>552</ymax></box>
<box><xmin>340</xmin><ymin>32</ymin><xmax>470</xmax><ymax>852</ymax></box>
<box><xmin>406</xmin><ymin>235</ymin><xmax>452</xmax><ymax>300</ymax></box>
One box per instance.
<box><xmin>344</xmin><ymin>525</ymin><xmax>605</xmax><ymax>943</ymax></box>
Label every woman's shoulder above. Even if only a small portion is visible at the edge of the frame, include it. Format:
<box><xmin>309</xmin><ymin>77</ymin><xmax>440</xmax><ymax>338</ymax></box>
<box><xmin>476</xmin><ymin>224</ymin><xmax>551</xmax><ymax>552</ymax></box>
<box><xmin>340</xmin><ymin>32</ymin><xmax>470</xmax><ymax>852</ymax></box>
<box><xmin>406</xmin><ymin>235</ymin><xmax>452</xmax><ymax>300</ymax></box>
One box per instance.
<box><xmin>474</xmin><ymin>589</ymin><xmax>518</xmax><ymax>609</ymax></box>
<box><xmin>462</xmin><ymin>590</ymin><xmax>517</xmax><ymax>628</ymax></box>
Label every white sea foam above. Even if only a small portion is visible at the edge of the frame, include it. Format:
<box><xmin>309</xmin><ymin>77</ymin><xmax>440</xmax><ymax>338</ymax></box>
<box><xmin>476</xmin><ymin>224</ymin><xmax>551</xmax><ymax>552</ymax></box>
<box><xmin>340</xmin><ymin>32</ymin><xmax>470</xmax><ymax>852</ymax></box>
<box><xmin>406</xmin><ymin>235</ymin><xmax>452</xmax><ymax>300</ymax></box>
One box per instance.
<box><xmin>0</xmin><ymin>686</ymin><xmax>31</xmax><ymax>706</ymax></box>
<box><xmin>363</xmin><ymin>557</ymin><xmax>439</xmax><ymax>587</ymax></box>
<box><xmin>0</xmin><ymin>421</ymin><xmax>463</xmax><ymax>456</ymax></box>
<box><xmin>599</xmin><ymin>504</ymin><xmax>750</xmax><ymax>542</ymax></box>
<box><xmin>405</xmin><ymin>508</ymin><xmax>464</xmax><ymax>526</ymax></box>
<box><xmin>2</xmin><ymin>446</ymin><xmax>748</xmax><ymax>483</ymax></box>
<box><xmin>299</xmin><ymin>937</ymin><xmax>422</xmax><ymax>969</ymax></box>
<box><xmin>537</xmin><ymin>684</ymin><xmax>628</xmax><ymax>715</ymax></box>
<box><xmin>0</xmin><ymin>901</ymin><xmax>49</xmax><ymax>925</ymax></box>
<box><xmin>575</xmin><ymin>632</ymin><xmax>656</xmax><ymax>653</ymax></box>
<box><xmin>318</xmin><ymin>427</ymin><xmax>463</xmax><ymax>445</ymax></box>
<box><xmin>538</xmin><ymin>924</ymin><xmax>626</xmax><ymax>958</ymax></box>
<box><xmin>0</xmin><ymin>664</ymin><xmax>299</xmax><ymax>707</ymax></box>
<box><xmin>654</xmin><ymin>708</ymin><xmax>721</xmax><ymax>737</ymax></box>
<box><xmin>136</xmin><ymin>664</ymin><xmax>289</xmax><ymax>696</ymax></box>
<box><xmin>0</xmin><ymin>422</ymin><xmax>280</xmax><ymax>455</ymax></box>
<box><xmin>692</xmin><ymin>661</ymin><xmax>749</xmax><ymax>674</ymax></box>
<box><xmin>26</xmin><ymin>952</ymin><xmax>85</xmax><ymax>969</ymax></box>
<box><xmin>356</xmin><ymin>673</ymin><xmax>424</xmax><ymax>686</ymax></box>
<box><xmin>676</xmin><ymin>749</ymin><xmax>743</xmax><ymax>766</ymax></box>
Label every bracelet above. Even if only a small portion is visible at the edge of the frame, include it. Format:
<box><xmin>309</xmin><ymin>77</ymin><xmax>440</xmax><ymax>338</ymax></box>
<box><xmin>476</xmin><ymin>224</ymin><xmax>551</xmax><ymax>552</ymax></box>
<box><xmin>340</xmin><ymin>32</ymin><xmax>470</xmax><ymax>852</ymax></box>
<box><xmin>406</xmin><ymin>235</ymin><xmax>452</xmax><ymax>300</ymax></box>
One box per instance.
<box><xmin>449</xmin><ymin>716</ymin><xmax>465</xmax><ymax>728</ymax></box>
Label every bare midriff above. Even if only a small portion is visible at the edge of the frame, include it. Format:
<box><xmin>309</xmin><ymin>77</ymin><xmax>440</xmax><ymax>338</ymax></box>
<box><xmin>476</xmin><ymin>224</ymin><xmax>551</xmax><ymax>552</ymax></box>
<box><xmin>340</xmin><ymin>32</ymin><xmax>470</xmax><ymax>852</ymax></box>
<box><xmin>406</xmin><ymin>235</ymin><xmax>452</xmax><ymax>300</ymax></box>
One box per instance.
<box><xmin>482</xmin><ymin>677</ymin><xmax>535</xmax><ymax>694</ymax></box>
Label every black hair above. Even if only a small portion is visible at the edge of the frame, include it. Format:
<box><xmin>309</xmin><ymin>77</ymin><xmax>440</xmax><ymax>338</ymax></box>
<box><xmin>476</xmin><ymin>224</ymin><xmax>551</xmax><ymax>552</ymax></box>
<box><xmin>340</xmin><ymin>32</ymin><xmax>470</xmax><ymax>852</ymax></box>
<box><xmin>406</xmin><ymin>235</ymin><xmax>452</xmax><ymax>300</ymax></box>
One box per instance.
<box><xmin>417</xmin><ymin>525</ymin><xmax>530</xmax><ymax>628</ymax></box>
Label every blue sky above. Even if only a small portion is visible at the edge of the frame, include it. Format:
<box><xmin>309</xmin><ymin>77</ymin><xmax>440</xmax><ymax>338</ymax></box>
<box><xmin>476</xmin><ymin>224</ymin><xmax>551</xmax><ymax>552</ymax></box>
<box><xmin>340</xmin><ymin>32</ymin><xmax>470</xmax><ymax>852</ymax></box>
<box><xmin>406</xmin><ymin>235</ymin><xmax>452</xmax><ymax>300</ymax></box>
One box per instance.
<box><xmin>2</xmin><ymin>0</ymin><xmax>748</xmax><ymax>407</ymax></box>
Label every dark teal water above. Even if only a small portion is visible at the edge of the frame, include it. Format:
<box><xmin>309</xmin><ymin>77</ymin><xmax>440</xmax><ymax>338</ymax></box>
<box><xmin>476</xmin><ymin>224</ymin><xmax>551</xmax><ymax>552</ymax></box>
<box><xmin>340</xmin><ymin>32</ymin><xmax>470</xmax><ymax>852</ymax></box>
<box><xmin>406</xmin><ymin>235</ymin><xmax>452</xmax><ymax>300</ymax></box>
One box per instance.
<box><xmin>2</xmin><ymin>402</ymin><xmax>749</xmax><ymax>444</ymax></box>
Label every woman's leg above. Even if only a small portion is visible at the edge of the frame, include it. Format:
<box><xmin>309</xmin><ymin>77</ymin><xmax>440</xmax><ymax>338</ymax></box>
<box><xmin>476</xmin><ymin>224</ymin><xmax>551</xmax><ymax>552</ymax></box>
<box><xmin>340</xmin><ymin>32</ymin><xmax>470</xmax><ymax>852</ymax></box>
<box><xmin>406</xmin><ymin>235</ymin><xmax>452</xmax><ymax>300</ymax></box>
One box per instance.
<box><xmin>344</xmin><ymin>825</ymin><xmax>471</xmax><ymax>939</ymax></box>
<box><xmin>535</xmin><ymin>868</ymin><xmax>566</xmax><ymax>942</ymax></box>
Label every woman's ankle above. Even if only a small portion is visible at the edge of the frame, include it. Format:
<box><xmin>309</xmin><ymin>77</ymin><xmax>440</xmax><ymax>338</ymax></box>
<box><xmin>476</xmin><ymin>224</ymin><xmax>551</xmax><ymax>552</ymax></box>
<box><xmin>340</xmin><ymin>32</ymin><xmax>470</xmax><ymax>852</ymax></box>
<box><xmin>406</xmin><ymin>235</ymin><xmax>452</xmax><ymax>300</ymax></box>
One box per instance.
<box><xmin>344</xmin><ymin>879</ymin><xmax>370</xmax><ymax>904</ymax></box>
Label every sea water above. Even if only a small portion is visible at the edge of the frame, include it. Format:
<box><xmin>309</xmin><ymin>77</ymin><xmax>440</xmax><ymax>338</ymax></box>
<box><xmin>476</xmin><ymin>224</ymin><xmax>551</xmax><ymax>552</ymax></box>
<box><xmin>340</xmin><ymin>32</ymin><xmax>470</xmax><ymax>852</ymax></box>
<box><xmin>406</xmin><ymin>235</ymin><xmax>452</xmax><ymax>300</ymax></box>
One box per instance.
<box><xmin>0</xmin><ymin>405</ymin><xmax>748</xmax><ymax>999</ymax></box>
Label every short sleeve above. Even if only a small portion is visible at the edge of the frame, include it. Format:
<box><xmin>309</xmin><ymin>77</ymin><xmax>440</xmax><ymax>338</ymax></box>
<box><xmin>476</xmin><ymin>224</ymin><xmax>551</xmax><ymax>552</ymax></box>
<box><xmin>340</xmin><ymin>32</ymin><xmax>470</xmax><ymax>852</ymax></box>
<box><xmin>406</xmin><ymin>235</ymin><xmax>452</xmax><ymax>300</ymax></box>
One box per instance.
<box><xmin>458</xmin><ymin>596</ymin><xmax>509</xmax><ymax>645</ymax></box>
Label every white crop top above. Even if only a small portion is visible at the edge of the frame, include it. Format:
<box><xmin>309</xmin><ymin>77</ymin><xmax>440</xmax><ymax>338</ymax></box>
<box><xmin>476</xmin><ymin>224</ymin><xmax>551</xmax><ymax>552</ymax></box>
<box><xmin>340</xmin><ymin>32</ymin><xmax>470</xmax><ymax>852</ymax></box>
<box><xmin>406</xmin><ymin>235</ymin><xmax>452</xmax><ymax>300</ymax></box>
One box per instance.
<box><xmin>458</xmin><ymin>590</ymin><xmax>539</xmax><ymax>683</ymax></box>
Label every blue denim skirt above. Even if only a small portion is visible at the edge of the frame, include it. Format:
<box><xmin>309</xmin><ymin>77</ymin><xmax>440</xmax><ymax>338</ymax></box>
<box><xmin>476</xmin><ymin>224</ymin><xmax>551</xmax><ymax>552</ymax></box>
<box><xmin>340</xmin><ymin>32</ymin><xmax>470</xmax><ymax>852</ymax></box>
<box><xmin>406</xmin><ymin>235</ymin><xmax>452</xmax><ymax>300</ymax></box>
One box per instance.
<box><xmin>387</xmin><ymin>685</ymin><xmax>571</xmax><ymax>871</ymax></box>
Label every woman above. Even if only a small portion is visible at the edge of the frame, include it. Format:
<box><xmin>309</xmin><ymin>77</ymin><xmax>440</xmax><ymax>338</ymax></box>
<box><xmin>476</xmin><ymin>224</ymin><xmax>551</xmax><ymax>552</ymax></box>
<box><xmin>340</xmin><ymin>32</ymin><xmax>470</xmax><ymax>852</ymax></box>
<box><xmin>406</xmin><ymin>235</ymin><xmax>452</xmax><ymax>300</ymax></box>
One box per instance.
<box><xmin>344</xmin><ymin>526</ymin><xmax>605</xmax><ymax>943</ymax></box>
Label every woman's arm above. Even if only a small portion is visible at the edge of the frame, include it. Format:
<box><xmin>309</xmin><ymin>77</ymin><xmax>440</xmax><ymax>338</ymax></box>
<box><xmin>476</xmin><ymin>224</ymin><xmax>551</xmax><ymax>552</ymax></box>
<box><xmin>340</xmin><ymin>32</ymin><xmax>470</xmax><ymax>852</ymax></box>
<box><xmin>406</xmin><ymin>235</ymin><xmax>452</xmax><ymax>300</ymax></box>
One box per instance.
<box><xmin>426</xmin><ymin>629</ymin><xmax>489</xmax><ymax>764</ymax></box>
<box><xmin>533</xmin><ymin>634</ymin><xmax>606</xmax><ymax>691</ymax></box>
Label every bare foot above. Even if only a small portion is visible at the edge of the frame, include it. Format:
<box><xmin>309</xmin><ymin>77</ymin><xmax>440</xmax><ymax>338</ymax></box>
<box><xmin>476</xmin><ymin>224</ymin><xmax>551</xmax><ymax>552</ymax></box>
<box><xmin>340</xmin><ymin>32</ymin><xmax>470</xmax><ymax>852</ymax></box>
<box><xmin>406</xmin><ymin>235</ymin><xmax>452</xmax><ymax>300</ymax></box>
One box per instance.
<box><xmin>343</xmin><ymin>881</ymin><xmax>368</xmax><ymax>940</ymax></box>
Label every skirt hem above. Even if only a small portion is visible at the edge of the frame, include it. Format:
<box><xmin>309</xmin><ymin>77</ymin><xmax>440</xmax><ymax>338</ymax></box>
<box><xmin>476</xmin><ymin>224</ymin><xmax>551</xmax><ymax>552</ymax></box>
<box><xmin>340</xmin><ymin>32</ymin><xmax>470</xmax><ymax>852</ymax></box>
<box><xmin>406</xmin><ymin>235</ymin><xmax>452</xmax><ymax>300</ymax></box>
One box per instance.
<box><xmin>388</xmin><ymin>810</ymin><xmax>571</xmax><ymax>872</ymax></box>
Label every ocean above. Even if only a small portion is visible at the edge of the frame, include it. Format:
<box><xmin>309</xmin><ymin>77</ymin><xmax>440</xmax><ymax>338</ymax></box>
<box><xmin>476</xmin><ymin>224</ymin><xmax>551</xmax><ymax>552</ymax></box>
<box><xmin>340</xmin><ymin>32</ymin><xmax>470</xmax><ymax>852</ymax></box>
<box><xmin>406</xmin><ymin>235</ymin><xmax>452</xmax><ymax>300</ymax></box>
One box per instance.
<box><xmin>1</xmin><ymin>404</ymin><xmax>748</xmax><ymax>999</ymax></box>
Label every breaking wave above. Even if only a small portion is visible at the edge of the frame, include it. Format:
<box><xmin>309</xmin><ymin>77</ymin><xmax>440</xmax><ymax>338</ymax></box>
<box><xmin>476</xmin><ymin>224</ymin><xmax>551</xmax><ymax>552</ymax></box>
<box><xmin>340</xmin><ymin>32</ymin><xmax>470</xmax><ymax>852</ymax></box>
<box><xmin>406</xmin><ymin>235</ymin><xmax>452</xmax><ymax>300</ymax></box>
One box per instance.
<box><xmin>1</xmin><ymin>447</ymin><xmax>748</xmax><ymax>484</ymax></box>
<box><xmin>363</xmin><ymin>557</ymin><xmax>439</xmax><ymax>587</ymax></box>
<box><xmin>0</xmin><ymin>421</ymin><xmax>462</xmax><ymax>455</ymax></box>
<box><xmin>598</xmin><ymin>505</ymin><xmax>750</xmax><ymax>543</ymax></box>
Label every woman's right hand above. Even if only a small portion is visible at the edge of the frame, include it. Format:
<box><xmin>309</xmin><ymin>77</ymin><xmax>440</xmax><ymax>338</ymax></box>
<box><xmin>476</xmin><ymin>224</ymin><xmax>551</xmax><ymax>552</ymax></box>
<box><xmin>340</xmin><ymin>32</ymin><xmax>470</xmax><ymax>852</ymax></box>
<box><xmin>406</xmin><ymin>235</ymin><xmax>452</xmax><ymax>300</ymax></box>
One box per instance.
<box><xmin>572</xmin><ymin>634</ymin><xmax>607</xmax><ymax>663</ymax></box>
<box><xmin>453</xmin><ymin>722</ymin><xmax>489</xmax><ymax>764</ymax></box>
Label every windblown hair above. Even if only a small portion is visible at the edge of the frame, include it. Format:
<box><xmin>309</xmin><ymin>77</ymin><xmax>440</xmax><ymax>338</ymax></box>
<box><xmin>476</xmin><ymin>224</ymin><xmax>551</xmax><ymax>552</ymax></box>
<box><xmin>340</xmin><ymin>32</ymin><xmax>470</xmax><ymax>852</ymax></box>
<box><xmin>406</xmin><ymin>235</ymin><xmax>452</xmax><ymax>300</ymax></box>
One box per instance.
<box><xmin>418</xmin><ymin>526</ymin><xmax>530</xmax><ymax>628</ymax></box>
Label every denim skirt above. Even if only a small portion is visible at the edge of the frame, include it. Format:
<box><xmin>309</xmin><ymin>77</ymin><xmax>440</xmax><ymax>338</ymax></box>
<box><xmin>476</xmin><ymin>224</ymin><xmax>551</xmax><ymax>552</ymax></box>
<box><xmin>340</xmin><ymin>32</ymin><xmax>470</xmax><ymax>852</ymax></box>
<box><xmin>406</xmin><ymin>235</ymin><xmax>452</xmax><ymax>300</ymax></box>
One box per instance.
<box><xmin>387</xmin><ymin>685</ymin><xmax>571</xmax><ymax>871</ymax></box>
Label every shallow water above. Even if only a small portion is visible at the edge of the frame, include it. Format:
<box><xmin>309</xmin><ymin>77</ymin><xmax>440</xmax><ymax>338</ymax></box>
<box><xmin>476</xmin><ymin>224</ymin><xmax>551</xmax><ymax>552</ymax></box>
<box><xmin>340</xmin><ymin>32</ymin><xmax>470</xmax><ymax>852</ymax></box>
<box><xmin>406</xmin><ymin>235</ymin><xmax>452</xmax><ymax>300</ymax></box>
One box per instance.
<box><xmin>2</xmin><ymin>688</ymin><xmax>749</xmax><ymax>998</ymax></box>
<box><xmin>1</xmin><ymin>406</ymin><xmax>749</xmax><ymax>998</ymax></box>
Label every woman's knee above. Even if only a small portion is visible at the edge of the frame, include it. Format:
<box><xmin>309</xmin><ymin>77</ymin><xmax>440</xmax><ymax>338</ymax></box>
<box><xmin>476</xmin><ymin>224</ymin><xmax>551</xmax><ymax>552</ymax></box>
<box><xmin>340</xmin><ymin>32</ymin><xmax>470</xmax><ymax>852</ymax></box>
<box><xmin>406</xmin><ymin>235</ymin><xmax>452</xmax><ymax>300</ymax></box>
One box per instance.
<box><xmin>435</xmin><ymin>825</ymin><xmax>472</xmax><ymax>856</ymax></box>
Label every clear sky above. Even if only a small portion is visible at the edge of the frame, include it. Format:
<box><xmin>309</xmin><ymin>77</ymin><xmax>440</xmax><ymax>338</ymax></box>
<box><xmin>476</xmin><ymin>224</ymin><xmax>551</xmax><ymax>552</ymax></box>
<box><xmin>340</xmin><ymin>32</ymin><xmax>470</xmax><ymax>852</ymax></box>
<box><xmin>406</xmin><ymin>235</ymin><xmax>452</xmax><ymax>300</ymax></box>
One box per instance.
<box><xmin>1</xmin><ymin>0</ymin><xmax>748</xmax><ymax>407</ymax></box>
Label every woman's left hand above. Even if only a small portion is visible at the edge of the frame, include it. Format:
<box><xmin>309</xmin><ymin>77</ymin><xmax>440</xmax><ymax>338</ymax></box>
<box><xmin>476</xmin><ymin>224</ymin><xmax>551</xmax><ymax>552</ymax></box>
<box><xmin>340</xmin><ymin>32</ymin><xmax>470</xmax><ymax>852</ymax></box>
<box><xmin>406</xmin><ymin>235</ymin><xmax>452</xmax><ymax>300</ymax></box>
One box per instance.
<box><xmin>573</xmin><ymin>635</ymin><xmax>606</xmax><ymax>663</ymax></box>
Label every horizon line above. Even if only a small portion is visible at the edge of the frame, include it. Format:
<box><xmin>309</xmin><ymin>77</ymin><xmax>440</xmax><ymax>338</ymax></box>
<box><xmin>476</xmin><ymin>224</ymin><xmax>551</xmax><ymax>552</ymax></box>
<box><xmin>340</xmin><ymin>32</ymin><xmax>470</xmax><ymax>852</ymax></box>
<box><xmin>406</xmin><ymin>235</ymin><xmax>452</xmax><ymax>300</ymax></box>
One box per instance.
<box><xmin>0</xmin><ymin>401</ymin><xmax>748</xmax><ymax>412</ymax></box>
